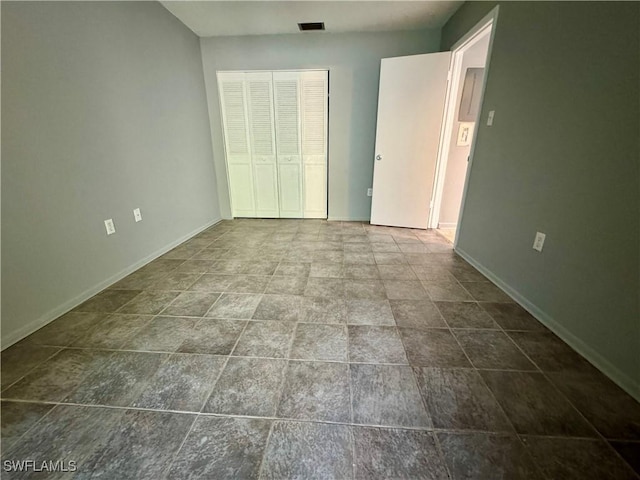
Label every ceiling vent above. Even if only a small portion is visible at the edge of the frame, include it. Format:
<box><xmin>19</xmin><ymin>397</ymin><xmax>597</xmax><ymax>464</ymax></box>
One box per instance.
<box><xmin>298</xmin><ymin>22</ymin><xmax>325</xmax><ymax>32</ymax></box>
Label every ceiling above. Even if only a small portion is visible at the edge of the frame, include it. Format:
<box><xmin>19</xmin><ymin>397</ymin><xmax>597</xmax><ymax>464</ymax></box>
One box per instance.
<box><xmin>159</xmin><ymin>1</ymin><xmax>464</xmax><ymax>37</ymax></box>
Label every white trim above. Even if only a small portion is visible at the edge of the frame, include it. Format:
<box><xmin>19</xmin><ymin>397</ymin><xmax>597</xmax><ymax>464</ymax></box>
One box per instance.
<box><xmin>1</xmin><ymin>217</ymin><xmax>223</xmax><ymax>350</ymax></box>
<box><xmin>437</xmin><ymin>222</ymin><xmax>457</xmax><ymax>229</ymax></box>
<box><xmin>456</xmin><ymin>246</ymin><xmax>640</xmax><ymax>402</ymax></box>
<box><xmin>327</xmin><ymin>216</ymin><xmax>369</xmax><ymax>222</ymax></box>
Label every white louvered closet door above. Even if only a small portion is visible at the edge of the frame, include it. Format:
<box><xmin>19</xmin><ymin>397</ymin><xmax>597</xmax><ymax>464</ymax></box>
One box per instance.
<box><xmin>246</xmin><ymin>72</ymin><xmax>279</xmax><ymax>217</ymax></box>
<box><xmin>217</xmin><ymin>72</ymin><xmax>255</xmax><ymax>217</ymax></box>
<box><xmin>301</xmin><ymin>71</ymin><xmax>329</xmax><ymax>218</ymax></box>
<box><xmin>273</xmin><ymin>72</ymin><xmax>303</xmax><ymax>218</ymax></box>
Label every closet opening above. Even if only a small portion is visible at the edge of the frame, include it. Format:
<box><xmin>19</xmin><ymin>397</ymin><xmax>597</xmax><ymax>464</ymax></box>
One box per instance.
<box><xmin>217</xmin><ymin>69</ymin><xmax>329</xmax><ymax>219</ymax></box>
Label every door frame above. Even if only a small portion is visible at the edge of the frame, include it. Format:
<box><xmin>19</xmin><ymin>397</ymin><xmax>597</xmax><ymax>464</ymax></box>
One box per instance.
<box><xmin>427</xmin><ymin>6</ymin><xmax>500</xmax><ymax>247</ymax></box>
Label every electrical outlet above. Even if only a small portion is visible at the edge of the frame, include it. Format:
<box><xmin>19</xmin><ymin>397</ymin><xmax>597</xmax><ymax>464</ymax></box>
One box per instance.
<box><xmin>487</xmin><ymin>110</ymin><xmax>495</xmax><ymax>126</ymax></box>
<box><xmin>367</xmin><ymin>188</ymin><xmax>373</xmax><ymax>197</ymax></box>
<box><xmin>104</xmin><ymin>219</ymin><xmax>116</xmax><ymax>235</ymax></box>
<box><xmin>533</xmin><ymin>232</ymin><xmax>546</xmax><ymax>252</ymax></box>
<box><xmin>133</xmin><ymin>208</ymin><xmax>142</xmax><ymax>222</ymax></box>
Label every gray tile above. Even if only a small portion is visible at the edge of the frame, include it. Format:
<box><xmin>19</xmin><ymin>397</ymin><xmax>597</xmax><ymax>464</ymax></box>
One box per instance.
<box><xmin>75</xmin><ymin>289</ymin><xmax>142</xmax><ymax>313</ymax></box>
<box><xmin>207</xmin><ymin>293</ymin><xmax>261</xmax><ymax>319</ymax></box>
<box><xmin>481</xmin><ymin>370</ymin><xmax>597</xmax><ymax>437</ymax></box>
<box><xmin>1</xmin><ymin>345</ymin><xmax>61</xmax><ymax>390</ymax></box>
<box><xmin>118</xmin><ymin>290</ymin><xmax>179</xmax><ymax>315</ymax></box>
<box><xmin>72</xmin><ymin>313</ymin><xmax>153</xmax><ymax>349</ymax></box>
<box><xmin>242</xmin><ymin>261</ymin><xmax>279</xmax><ymax>275</ymax></box>
<box><xmin>21</xmin><ymin>312</ymin><xmax>107</xmax><ymax>347</ymax></box>
<box><xmin>1</xmin><ymin>405</ymin><xmax>125</xmax><ymax>473</ymax></box>
<box><xmin>347</xmin><ymin>299</ymin><xmax>395</xmax><ymax>325</ymax></box>
<box><xmin>265</xmin><ymin>276</ymin><xmax>307</xmax><ymax>295</ymax></box>
<box><xmin>260</xmin><ymin>421</ymin><xmax>353</xmax><ymax>480</ymax></box>
<box><xmin>374</xmin><ymin>253</ymin><xmax>407</xmax><ymax>265</ymax></box>
<box><xmin>351</xmin><ymin>364</ymin><xmax>431</xmax><ymax>428</ymax></box>
<box><xmin>191</xmin><ymin>248</ymin><xmax>229</xmax><ymax>260</ymax></box>
<box><xmin>411</xmin><ymin>265</ymin><xmax>456</xmax><ymax>281</ymax></box>
<box><xmin>312</xmin><ymin>250</ymin><xmax>344</xmax><ymax>263</ymax></box>
<box><xmin>435</xmin><ymin>301</ymin><xmax>498</xmax><ymax>329</ymax></box>
<box><xmin>1</xmin><ymin>401</ymin><xmax>54</xmax><ymax>450</ymax></box>
<box><xmin>384</xmin><ymin>280</ymin><xmax>428</xmax><ymax>300</ymax></box>
<box><xmin>344</xmin><ymin>264</ymin><xmax>380</xmax><ymax>279</ymax></box>
<box><xmin>398</xmin><ymin>243</ymin><xmax>430</xmax><ymax>253</ymax></box>
<box><xmin>2</xmin><ymin>349</ymin><xmax>112</xmax><ymax>402</ymax></box>
<box><xmin>461</xmin><ymin>282</ymin><xmax>513</xmax><ymax>302</ymax></box>
<box><xmin>168</xmin><ymin>416</ymin><xmax>270</xmax><ymax>480</ymax></box>
<box><xmin>253</xmin><ymin>294</ymin><xmax>304</xmax><ymax>321</ymax></box>
<box><xmin>290</xmin><ymin>324</ymin><xmax>348</xmax><ymax>361</ymax></box>
<box><xmin>367</xmin><ymin>234</ymin><xmax>395</xmax><ymax>243</ymax></box>
<box><xmin>480</xmin><ymin>302</ymin><xmax>546</xmax><ymax>331</ymax></box>
<box><xmin>508</xmin><ymin>331</ymin><xmax>596</xmax><ymax>372</ymax></box>
<box><xmin>123</xmin><ymin>316</ymin><xmax>197</xmax><ymax>352</ymax></box>
<box><xmin>454</xmin><ymin>330</ymin><xmax>536</xmax><ymax>370</ymax></box>
<box><xmin>449</xmin><ymin>264</ymin><xmax>488</xmax><ymax>282</ymax></box>
<box><xmin>178</xmin><ymin>319</ymin><xmax>246</xmax><ymax>355</ymax></box>
<box><xmin>300</xmin><ymin>297</ymin><xmax>347</xmax><ymax>324</ymax></box>
<box><xmin>399</xmin><ymin>328</ymin><xmax>471</xmax><ymax>367</ymax></box>
<box><xmin>610</xmin><ymin>441</ymin><xmax>640</xmax><ymax>475</ymax></box>
<box><xmin>224</xmin><ymin>275</ymin><xmax>270</xmax><ymax>293</ymax></box>
<box><xmin>79</xmin><ymin>409</ymin><xmax>195</xmax><ymax>479</ymax></box>
<box><xmin>437</xmin><ymin>432</ymin><xmax>541</xmax><ymax>479</ymax></box>
<box><xmin>161</xmin><ymin>291</ymin><xmax>220</xmax><ymax>317</ymax></box>
<box><xmin>278</xmin><ymin>361</ymin><xmax>350</xmax><ymax>422</ymax></box>
<box><xmin>422</xmin><ymin>280</ymin><xmax>473</xmax><ymax>301</ymax></box>
<box><xmin>233</xmin><ymin>320</ymin><xmax>296</xmax><ymax>358</ymax></box>
<box><xmin>348</xmin><ymin>326</ymin><xmax>407</xmax><ymax>364</ymax></box>
<box><xmin>175</xmin><ymin>259</ymin><xmax>216</xmax><ymax>273</ymax></box>
<box><xmin>209</xmin><ymin>259</ymin><xmax>250</xmax><ymax>274</ymax></box>
<box><xmin>390</xmin><ymin>299</ymin><xmax>447</xmax><ymax>329</ymax></box>
<box><xmin>310</xmin><ymin>263</ymin><xmax>345</xmax><ymax>278</ymax></box>
<box><xmin>353</xmin><ymin>427</ymin><xmax>448</xmax><ymax>480</ymax></box>
<box><xmin>377</xmin><ymin>265</ymin><xmax>418</xmax><ymax>280</ymax></box>
<box><xmin>548</xmin><ymin>371</ymin><xmax>640</xmax><ymax>440</ymax></box>
<box><xmin>304</xmin><ymin>277</ymin><xmax>345</xmax><ymax>297</ymax></box>
<box><xmin>65</xmin><ymin>351</ymin><xmax>168</xmax><ymax>406</ymax></box>
<box><xmin>344</xmin><ymin>279</ymin><xmax>387</xmax><ymax>299</ymax></box>
<box><xmin>522</xmin><ymin>436</ymin><xmax>637</xmax><ymax>480</ymax></box>
<box><xmin>345</xmin><ymin>252</ymin><xmax>376</xmax><ymax>264</ymax></box>
<box><xmin>413</xmin><ymin>367</ymin><xmax>513</xmax><ymax>431</ymax></box>
<box><xmin>370</xmin><ymin>242</ymin><xmax>400</xmax><ymax>253</ymax></box>
<box><xmin>274</xmin><ymin>262</ymin><xmax>311</xmax><ymax>277</ymax></box>
<box><xmin>204</xmin><ymin>357</ymin><xmax>286</xmax><ymax>416</ymax></box>
<box><xmin>188</xmin><ymin>273</ymin><xmax>234</xmax><ymax>291</ymax></box>
<box><xmin>132</xmin><ymin>353</ymin><xmax>226</xmax><ymax>411</ymax></box>
<box><xmin>149</xmin><ymin>272</ymin><xmax>202</xmax><ymax>291</ymax></box>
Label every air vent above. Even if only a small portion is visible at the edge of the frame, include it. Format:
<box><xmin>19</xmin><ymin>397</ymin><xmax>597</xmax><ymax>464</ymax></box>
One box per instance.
<box><xmin>298</xmin><ymin>22</ymin><xmax>325</xmax><ymax>32</ymax></box>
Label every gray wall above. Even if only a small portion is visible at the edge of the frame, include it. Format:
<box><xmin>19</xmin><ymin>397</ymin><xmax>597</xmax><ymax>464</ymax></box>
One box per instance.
<box><xmin>1</xmin><ymin>1</ymin><xmax>220</xmax><ymax>347</ymax></box>
<box><xmin>442</xmin><ymin>2</ymin><xmax>640</xmax><ymax>397</ymax></box>
<box><xmin>200</xmin><ymin>30</ymin><xmax>441</xmax><ymax>221</ymax></box>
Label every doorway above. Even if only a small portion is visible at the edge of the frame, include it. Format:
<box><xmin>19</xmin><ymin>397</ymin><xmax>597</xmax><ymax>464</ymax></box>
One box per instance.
<box><xmin>428</xmin><ymin>12</ymin><xmax>497</xmax><ymax>244</ymax></box>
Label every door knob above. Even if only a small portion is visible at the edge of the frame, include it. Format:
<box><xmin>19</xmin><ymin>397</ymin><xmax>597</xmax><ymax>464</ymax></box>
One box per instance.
<box><xmin>375</xmin><ymin>154</ymin><xmax>383</xmax><ymax>161</ymax></box>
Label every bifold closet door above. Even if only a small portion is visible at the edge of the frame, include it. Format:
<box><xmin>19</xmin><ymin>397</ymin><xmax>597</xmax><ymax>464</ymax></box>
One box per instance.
<box><xmin>273</xmin><ymin>72</ymin><xmax>303</xmax><ymax>218</ymax></box>
<box><xmin>246</xmin><ymin>72</ymin><xmax>279</xmax><ymax>217</ymax></box>
<box><xmin>217</xmin><ymin>72</ymin><xmax>255</xmax><ymax>217</ymax></box>
<box><xmin>301</xmin><ymin>71</ymin><xmax>328</xmax><ymax>218</ymax></box>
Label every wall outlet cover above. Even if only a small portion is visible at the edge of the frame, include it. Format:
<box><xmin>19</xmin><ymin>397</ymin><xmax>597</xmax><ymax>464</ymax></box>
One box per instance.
<box><xmin>133</xmin><ymin>208</ymin><xmax>142</xmax><ymax>222</ymax></box>
<box><xmin>487</xmin><ymin>110</ymin><xmax>495</xmax><ymax>126</ymax></box>
<box><xmin>367</xmin><ymin>188</ymin><xmax>373</xmax><ymax>197</ymax></box>
<box><xmin>104</xmin><ymin>219</ymin><xmax>116</xmax><ymax>235</ymax></box>
<box><xmin>533</xmin><ymin>232</ymin><xmax>546</xmax><ymax>252</ymax></box>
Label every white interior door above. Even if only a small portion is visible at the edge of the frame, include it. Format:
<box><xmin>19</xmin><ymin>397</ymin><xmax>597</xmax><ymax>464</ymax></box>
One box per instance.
<box><xmin>217</xmin><ymin>72</ymin><xmax>255</xmax><ymax>217</ymax></box>
<box><xmin>370</xmin><ymin>52</ymin><xmax>451</xmax><ymax>229</ymax></box>
<box><xmin>247</xmin><ymin>72</ymin><xmax>279</xmax><ymax>218</ymax></box>
<box><xmin>273</xmin><ymin>71</ymin><xmax>303</xmax><ymax>218</ymax></box>
<box><xmin>301</xmin><ymin>71</ymin><xmax>328</xmax><ymax>219</ymax></box>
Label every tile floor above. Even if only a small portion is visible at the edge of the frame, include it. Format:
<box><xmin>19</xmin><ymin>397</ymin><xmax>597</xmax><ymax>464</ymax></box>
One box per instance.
<box><xmin>2</xmin><ymin>219</ymin><xmax>639</xmax><ymax>479</ymax></box>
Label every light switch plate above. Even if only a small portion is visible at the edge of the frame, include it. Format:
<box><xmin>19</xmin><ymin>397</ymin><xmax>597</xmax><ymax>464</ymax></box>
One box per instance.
<box><xmin>104</xmin><ymin>219</ymin><xmax>116</xmax><ymax>235</ymax></box>
<box><xmin>533</xmin><ymin>232</ymin><xmax>546</xmax><ymax>252</ymax></box>
<box><xmin>133</xmin><ymin>208</ymin><xmax>142</xmax><ymax>222</ymax></box>
<box><xmin>487</xmin><ymin>110</ymin><xmax>495</xmax><ymax>126</ymax></box>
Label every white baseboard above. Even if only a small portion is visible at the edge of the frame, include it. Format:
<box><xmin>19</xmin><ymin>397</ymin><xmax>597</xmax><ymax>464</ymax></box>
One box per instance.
<box><xmin>1</xmin><ymin>217</ymin><xmax>222</xmax><ymax>350</ymax></box>
<box><xmin>455</xmin><ymin>246</ymin><xmax>640</xmax><ymax>402</ymax></box>
<box><xmin>438</xmin><ymin>222</ymin><xmax>457</xmax><ymax>229</ymax></box>
<box><xmin>327</xmin><ymin>217</ymin><xmax>371</xmax><ymax>222</ymax></box>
